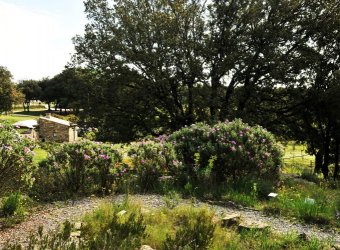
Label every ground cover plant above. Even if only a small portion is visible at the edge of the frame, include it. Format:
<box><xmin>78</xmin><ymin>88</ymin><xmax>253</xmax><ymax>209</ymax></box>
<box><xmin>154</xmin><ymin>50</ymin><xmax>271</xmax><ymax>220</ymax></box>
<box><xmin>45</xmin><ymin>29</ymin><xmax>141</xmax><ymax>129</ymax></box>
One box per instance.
<box><xmin>32</xmin><ymin>141</ymin><xmax>128</xmax><ymax>201</ymax></box>
<box><xmin>3</xmin><ymin>200</ymin><xmax>335</xmax><ymax>250</ymax></box>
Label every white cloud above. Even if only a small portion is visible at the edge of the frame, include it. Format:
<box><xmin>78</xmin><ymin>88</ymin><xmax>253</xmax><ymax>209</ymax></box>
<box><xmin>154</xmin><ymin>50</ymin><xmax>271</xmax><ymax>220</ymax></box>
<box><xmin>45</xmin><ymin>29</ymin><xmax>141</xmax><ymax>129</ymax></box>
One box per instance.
<box><xmin>0</xmin><ymin>1</ymin><xmax>76</xmax><ymax>81</ymax></box>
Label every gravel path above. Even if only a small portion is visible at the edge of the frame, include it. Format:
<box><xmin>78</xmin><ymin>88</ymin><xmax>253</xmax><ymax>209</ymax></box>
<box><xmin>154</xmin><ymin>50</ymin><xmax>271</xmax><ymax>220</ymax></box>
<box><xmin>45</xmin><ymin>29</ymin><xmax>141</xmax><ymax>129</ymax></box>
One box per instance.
<box><xmin>0</xmin><ymin>194</ymin><xmax>339</xmax><ymax>248</ymax></box>
<box><xmin>0</xmin><ymin>196</ymin><xmax>111</xmax><ymax>248</ymax></box>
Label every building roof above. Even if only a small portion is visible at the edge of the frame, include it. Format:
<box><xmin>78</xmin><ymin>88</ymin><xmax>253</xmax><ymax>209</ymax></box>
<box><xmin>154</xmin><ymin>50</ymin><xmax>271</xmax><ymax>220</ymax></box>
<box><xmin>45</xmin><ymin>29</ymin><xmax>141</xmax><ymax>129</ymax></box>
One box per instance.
<box><xmin>13</xmin><ymin>120</ymin><xmax>38</xmax><ymax>129</ymax></box>
<box><xmin>39</xmin><ymin>115</ymin><xmax>72</xmax><ymax>126</ymax></box>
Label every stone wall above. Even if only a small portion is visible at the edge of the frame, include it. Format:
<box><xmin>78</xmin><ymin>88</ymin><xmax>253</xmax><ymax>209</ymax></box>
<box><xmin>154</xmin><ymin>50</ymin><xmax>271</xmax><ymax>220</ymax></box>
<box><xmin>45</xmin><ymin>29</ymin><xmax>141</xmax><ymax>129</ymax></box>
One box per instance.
<box><xmin>39</xmin><ymin>119</ymin><xmax>72</xmax><ymax>142</ymax></box>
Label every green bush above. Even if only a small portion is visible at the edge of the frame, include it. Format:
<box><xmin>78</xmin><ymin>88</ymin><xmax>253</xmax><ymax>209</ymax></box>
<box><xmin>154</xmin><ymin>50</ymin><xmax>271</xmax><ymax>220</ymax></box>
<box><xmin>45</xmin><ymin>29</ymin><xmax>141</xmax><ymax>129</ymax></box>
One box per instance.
<box><xmin>168</xmin><ymin>119</ymin><xmax>282</xmax><ymax>184</ymax></box>
<box><xmin>32</xmin><ymin>141</ymin><xmax>126</xmax><ymax>200</ymax></box>
<box><xmin>1</xmin><ymin>192</ymin><xmax>24</xmax><ymax>217</ymax></box>
<box><xmin>163</xmin><ymin>206</ymin><xmax>215</xmax><ymax>250</ymax></box>
<box><xmin>0</xmin><ymin>121</ymin><xmax>36</xmax><ymax>195</ymax></box>
<box><xmin>128</xmin><ymin>140</ymin><xmax>182</xmax><ymax>192</ymax></box>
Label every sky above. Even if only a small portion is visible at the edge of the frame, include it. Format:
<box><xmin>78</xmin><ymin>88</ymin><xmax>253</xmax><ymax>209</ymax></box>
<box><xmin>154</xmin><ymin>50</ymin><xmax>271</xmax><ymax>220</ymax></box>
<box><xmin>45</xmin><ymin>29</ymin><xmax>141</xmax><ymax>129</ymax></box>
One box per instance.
<box><xmin>0</xmin><ymin>0</ymin><xmax>87</xmax><ymax>82</ymax></box>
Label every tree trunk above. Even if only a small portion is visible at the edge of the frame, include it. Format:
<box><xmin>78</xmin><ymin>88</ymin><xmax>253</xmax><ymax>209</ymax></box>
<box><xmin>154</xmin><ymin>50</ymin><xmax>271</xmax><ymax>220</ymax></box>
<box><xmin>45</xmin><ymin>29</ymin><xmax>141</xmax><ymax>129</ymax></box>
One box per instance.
<box><xmin>47</xmin><ymin>102</ymin><xmax>51</xmax><ymax>111</ymax></box>
<box><xmin>220</xmin><ymin>78</ymin><xmax>235</xmax><ymax>120</ymax></box>
<box><xmin>187</xmin><ymin>81</ymin><xmax>194</xmax><ymax>125</ymax></box>
<box><xmin>322</xmin><ymin>124</ymin><xmax>331</xmax><ymax>179</ymax></box>
<box><xmin>210</xmin><ymin>74</ymin><xmax>220</xmax><ymax>122</ymax></box>
<box><xmin>314</xmin><ymin>150</ymin><xmax>323</xmax><ymax>174</ymax></box>
<box><xmin>334</xmin><ymin>139</ymin><xmax>339</xmax><ymax>180</ymax></box>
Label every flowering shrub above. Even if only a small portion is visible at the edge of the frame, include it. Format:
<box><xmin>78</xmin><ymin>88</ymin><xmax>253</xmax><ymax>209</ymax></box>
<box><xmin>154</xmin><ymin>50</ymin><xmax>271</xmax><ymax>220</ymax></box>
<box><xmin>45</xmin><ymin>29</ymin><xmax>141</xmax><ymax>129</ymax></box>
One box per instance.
<box><xmin>128</xmin><ymin>140</ymin><xmax>182</xmax><ymax>191</ymax></box>
<box><xmin>33</xmin><ymin>141</ymin><xmax>126</xmax><ymax>200</ymax></box>
<box><xmin>167</xmin><ymin>119</ymin><xmax>282</xmax><ymax>184</ymax></box>
<box><xmin>0</xmin><ymin>122</ymin><xmax>35</xmax><ymax>195</ymax></box>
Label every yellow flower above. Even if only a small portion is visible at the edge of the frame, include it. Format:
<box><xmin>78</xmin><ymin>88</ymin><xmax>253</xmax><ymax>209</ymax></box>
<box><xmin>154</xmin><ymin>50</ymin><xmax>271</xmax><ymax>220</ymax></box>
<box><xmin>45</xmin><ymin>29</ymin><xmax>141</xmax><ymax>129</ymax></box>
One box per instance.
<box><xmin>122</xmin><ymin>157</ymin><xmax>133</xmax><ymax>169</ymax></box>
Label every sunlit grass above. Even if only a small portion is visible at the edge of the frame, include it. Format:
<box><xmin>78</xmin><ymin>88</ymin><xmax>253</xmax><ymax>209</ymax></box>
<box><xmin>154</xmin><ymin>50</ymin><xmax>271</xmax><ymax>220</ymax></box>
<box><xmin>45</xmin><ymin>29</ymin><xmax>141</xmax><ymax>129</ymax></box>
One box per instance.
<box><xmin>33</xmin><ymin>148</ymin><xmax>48</xmax><ymax>164</ymax></box>
<box><xmin>282</xmin><ymin>141</ymin><xmax>315</xmax><ymax>174</ymax></box>
<box><xmin>0</xmin><ymin>114</ymin><xmax>39</xmax><ymax>124</ymax></box>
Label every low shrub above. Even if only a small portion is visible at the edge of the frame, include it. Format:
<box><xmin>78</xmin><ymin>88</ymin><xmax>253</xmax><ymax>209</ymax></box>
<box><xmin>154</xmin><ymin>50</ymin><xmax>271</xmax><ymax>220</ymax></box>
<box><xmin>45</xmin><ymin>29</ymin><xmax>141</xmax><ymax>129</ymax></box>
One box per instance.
<box><xmin>128</xmin><ymin>140</ymin><xmax>182</xmax><ymax>192</ymax></box>
<box><xmin>32</xmin><ymin>141</ymin><xmax>127</xmax><ymax>200</ymax></box>
<box><xmin>167</xmin><ymin>119</ymin><xmax>282</xmax><ymax>184</ymax></box>
<box><xmin>82</xmin><ymin>201</ymin><xmax>146</xmax><ymax>249</ymax></box>
<box><xmin>163</xmin><ymin>206</ymin><xmax>216</xmax><ymax>250</ymax></box>
<box><xmin>1</xmin><ymin>192</ymin><xmax>24</xmax><ymax>217</ymax></box>
<box><xmin>0</xmin><ymin>121</ymin><xmax>36</xmax><ymax>195</ymax></box>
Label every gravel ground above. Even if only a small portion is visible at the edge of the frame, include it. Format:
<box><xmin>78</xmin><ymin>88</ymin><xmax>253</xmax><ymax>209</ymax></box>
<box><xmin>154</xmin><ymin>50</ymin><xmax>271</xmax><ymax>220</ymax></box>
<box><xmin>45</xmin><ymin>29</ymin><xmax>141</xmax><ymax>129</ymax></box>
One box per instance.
<box><xmin>0</xmin><ymin>194</ymin><xmax>339</xmax><ymax>248</ymax></box>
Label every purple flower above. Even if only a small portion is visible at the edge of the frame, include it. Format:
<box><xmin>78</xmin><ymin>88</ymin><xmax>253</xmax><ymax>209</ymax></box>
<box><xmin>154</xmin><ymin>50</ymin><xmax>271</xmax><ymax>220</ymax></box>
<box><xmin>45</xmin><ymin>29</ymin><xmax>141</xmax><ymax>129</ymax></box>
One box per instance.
<box><xmin>140</xmin><ymin>159</ymin><xmax>145</xmax><ymax>164</ymax></box>
<box><xmin>24</xmin><ymin>147</ymin><xmax>31</xmax><ymax>154</ymax></box>
<box><xmin>84</xmin><ymin>154</ymin><xmax>91</xmax><ymax>160</ymax></box>
<box><xmin>99</xmin><ymin>154</ymin><xmax>109</xmax><ymax>160</ymax></box>
<box><xmin>231</xmin><ymin>140</ymin><xmax>237</xmax><ymax>145</ymax></box>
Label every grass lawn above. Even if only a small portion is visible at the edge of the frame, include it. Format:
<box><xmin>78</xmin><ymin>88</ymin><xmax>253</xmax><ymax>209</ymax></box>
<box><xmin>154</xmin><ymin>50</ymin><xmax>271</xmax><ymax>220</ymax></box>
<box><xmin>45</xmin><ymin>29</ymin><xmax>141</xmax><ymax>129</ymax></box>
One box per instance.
<box><xmin>33</xmin><ymin>148</ymin><xmax>48</xmax><ymax>164</ymax></box>
<box><xmin>282</xmin><ymin>141</ymin><xmax>315</xmax><ymax>174</ymax></box>
<box><xmin>0</xmin><ymin>114</ymin><xmax>40</xmax><ymax>124</ymax></box>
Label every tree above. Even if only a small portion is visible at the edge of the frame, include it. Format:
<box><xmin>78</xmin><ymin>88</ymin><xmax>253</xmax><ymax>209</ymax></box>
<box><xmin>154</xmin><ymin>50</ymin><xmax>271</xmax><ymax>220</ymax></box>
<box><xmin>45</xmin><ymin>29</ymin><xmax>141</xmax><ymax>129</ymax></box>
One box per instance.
<box><xmin>17</xmin><ymin>80</ymin><xmax>42</xmax><ymax>112</ymax></box>
<box><xmin>0</xmin><ymin>66</ymin><xmax>16</xmax><ymax>114</ymax></box>
<box><xmin>73</xmin><ymin>0</ymin><xmax>207</xmax><ymax>140</ymax></box>
<box><xmin>72</xmin><ymin>0</ymin><xmax>340</xmax><ymax>163</ymax></box>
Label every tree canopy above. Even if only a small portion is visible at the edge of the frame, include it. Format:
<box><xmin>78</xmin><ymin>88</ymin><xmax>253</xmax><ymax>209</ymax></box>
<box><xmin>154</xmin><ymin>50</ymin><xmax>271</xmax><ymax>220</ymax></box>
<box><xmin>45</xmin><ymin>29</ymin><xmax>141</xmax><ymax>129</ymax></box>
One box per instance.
<box><xmin>24</xmin><ymin>0</ymin><xmax>340</xmax><ymax>179</ymax></box>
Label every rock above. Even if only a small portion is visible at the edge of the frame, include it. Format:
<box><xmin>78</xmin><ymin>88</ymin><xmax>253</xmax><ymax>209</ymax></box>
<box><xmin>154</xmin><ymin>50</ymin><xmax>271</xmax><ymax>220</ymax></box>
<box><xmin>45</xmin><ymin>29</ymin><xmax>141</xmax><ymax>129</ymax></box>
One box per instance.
<box><xmin>268</xmin><ymin>193</ymin><xmax>278</xmax><ymax>199</ymax></box>
<box><xmin>140</xmin><ymin>245</ymin><xmax>155</xmax><ymax>250</ymax></box>
<box><xmin>70</xmin><ymin>231</ymin><xmax>81</xmax><ymax>238</ymax></box>
<box><xmin>304</xmin><ymin>198</ymin><xmax>315</xmax><ymax>205</ymax></box>
<box><xmin>74</xmin><ymin>222</ymin><xmax>82</xmax><ymax>230</ymax></box>
<box><xmin>117</xmin><ymin>210</ymin><xmax>127</xmax><ymax>216</ymax></box>
<box><xmin>238</xmin><ymin>221</ymin><xmax>270</xmax><ymax>232</ymax></box>
<box><xmin>221</xmin><ymin>213</ymin><xmax>241</xmax><ymax>227</ymax></box>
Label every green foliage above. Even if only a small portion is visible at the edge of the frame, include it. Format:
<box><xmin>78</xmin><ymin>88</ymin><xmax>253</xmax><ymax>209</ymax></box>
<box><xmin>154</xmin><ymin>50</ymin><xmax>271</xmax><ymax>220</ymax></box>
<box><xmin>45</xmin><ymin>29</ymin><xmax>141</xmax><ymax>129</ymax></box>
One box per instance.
<box><xmin>83</xmin><ymin>203</ymin><xmax>146</xmax><ymax>249</ymax></box>
<box><xmin>0</xmin><ymin>121</ymin><xmax>36</xmax><ymax>195</ymax></box>
<box><xmin>1</xmin><ymin>193</ymin><xmax>24</xmax><ymax>217</ymax></box>
<box><xmin>0</xmin><ymin>66</ymin><xmax>17</xmax><ymax>113</ymax></box>
<box><xmin>3</xmin><ymin>201</ymin><xmax>335</xmax><ymax>250</ymax></box>
<box><xmin>128</xmin><ymin>140</ymin><xmax>181</xmax><ymax>192</ymax></box>
<box><xmin>32</xmin><ymin>141</ymin><xmax>126</xmax><ymax>200</ymax></box>
<box><xmin>163</xmin><ymin>206</ymin><xmax>216</xmax><ymax>250</ymax></box>
<box><xmin>168</xmin><ymin>119</ymin><xmax>282</xmax><ymax>184</ymax></box>
<box><xmin>263</xmin><ymin>178</ymin><xmax>339</xmax><ymax>226</ymax></box>
<box><xmin>163</xmin><ymin>191</ymin><xmax>181</xmax><ymax>209</ymax></box>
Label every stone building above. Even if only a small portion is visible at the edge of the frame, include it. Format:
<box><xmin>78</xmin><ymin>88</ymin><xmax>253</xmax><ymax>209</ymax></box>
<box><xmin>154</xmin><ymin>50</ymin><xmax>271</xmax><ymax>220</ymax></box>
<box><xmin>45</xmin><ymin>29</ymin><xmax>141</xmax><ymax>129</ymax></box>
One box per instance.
<box><xmin>13</xmin><ymin>120</ymin><xmax>39</xmax><ymax>141</ymax></box>
<box><xmin>38</xmin><ymin>114</ymin><xmax>78</xmax><ymax>142</ymax></box>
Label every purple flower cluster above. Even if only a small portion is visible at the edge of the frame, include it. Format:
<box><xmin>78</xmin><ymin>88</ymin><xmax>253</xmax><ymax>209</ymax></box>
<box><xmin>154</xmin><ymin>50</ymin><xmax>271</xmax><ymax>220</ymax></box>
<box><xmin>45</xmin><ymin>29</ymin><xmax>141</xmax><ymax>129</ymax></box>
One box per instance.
<box><xmin>99</xmin><ymin>154</ymin><xmax>110</xmax><ymax>160</ymax></box>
